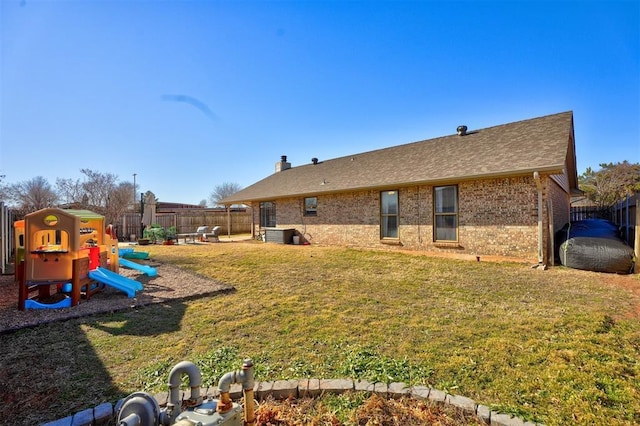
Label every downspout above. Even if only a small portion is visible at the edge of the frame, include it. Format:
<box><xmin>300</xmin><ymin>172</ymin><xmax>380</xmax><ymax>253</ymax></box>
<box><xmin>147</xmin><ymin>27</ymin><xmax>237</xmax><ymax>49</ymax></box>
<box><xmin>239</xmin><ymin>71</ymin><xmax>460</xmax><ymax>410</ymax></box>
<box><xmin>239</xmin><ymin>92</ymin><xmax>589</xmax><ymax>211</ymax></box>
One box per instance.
<box><xmin>217</xmin><ymin>358</ymin><xmax>256</xmax><ymax>425</ymax></box>
<box><xmin>533</xmin><ymin>172</ymin><xmax>544</xmax><ymax>266</ymax></box>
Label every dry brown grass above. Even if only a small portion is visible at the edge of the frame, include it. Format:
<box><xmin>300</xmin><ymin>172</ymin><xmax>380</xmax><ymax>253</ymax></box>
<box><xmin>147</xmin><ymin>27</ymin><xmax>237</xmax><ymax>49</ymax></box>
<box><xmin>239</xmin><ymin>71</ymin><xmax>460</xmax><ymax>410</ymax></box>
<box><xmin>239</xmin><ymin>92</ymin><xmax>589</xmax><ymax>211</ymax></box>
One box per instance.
<box><xmin>255</xmin><ymin>393</ymin><xmax>486</xmax><ymax>425</ymax></box>
<box><xmin>1</xmin><ymin>240</ymin><xmax>639</xmax><ymax>425</ymax></box>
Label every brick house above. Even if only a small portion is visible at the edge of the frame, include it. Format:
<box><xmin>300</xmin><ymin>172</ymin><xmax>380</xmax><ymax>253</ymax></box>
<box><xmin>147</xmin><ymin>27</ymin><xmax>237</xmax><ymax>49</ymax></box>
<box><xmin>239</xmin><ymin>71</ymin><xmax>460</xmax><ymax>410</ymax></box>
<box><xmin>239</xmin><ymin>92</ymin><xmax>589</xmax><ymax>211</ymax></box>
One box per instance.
<box><xmin>222</xmin><ymin>111</ymin><xmax>579</xmax><ymax>264</ymax></box>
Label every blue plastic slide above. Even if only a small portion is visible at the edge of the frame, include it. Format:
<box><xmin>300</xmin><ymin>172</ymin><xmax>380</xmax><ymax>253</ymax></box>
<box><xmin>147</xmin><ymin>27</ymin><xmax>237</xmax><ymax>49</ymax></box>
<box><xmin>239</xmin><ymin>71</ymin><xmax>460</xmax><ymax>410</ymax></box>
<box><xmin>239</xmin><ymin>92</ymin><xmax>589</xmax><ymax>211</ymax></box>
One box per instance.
<box><xmin>25</xmin><ymin>297</ymin><xmax>72</xmax><ymax>310</ymax></box>
<box><xmin>60</xmin><ymin>282</ymin><xmax>101</xmax><ymax>293</ymax></box>
<box><xmin>119</xmin><ymin>248</ymin><xmax>150</xmax><ymax>260</ymax></box>
<box><xmin>119</xmin><ymin>258</ymin><xmax>158</xmax><ymax>277</ymax></box>
<box><xmin>88</xmin><ymin>268</ymin><xmax>143</xmax><ymax>298</ymax></box>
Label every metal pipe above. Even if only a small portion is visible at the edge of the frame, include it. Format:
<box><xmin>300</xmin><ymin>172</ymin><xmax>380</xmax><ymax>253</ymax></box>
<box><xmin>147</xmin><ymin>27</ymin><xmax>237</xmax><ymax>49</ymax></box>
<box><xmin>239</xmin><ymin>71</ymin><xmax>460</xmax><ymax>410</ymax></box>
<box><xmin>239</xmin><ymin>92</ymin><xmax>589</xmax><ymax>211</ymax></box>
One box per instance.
<box><xmin>242</xmin><ymin>360</ymin><xmax>256</xmax><ymax>426</ymax></box>
<box><xmin>533</xmin><ymin>172</ymin><xmax>544</xmax><ymax>265</ymax></box>
<box><xmin>217</xmin><ymin>358</ymin><xmax>255</xmax><ymax>424</ymax></box>
<box><xmin>167</xmin><ymin>361</ymin><xmax>203</xmax><ymax>421</ymax></box>
<box><xmin>118</xmin><ymin>413</ymin><xmax>141</xmax><ymax>426</ymax></box>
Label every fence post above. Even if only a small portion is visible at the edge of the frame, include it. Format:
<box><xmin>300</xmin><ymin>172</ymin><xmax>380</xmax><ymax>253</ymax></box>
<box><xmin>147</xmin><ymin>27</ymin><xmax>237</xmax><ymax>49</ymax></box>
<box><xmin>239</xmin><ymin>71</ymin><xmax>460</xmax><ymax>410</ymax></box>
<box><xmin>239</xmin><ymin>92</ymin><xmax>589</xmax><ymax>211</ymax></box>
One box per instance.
<box><xmin>625</xmin><ymin>195</ymin><xmax>630</xmax><ymax>243</ymax></box>
<box><xmin>635</xmin><ymin>199</ymin><xmax>639</xmax><ymax>274</ymax></box>
<box><xmin>1</xmin><ymin>202</ymin><xmax>7</xmax><ymax>275</ymax></box>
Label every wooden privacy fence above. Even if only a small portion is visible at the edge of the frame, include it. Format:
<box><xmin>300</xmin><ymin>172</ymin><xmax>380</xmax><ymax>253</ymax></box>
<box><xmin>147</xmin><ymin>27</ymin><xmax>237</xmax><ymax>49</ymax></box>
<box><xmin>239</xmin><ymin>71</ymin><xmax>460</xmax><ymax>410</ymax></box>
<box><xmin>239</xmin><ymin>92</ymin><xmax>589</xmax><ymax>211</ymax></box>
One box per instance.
<box><xmin>0</xmin><ymin>202</ymin><xmax>15</xmax><ymax>274</ymax></box>
<box><xmin>570</xmin><ymin>195</ymin><xmax>637</xmax><ymax>248</ymax></box>
<box><xmin>118</xmin><ymin>209</ymin><xmax>252</xmax><ymax>241</ymax></box>
<box><xmin>612</xmin><ymin>195</ymin><xmax>638</xmax><ymax>247</ymax></box>
<box><xmin>570</xmin><ymin>205</ymin><xmax>612</xmax><ymax>222</ymax></box>
<box><xmin>155</xmin><ymin>210</ymin><xmax>253</xmax><ymax>234</ymax></box>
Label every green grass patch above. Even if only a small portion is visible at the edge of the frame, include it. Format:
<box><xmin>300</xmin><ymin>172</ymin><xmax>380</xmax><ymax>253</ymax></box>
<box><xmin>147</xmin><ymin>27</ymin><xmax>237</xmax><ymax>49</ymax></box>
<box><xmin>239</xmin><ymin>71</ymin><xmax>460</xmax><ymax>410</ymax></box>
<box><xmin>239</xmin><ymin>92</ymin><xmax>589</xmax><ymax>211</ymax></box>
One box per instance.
<box><xmin>1</xmin><ymin>243</ymin><xmax>639</xmax><ymax>425</ymax></box>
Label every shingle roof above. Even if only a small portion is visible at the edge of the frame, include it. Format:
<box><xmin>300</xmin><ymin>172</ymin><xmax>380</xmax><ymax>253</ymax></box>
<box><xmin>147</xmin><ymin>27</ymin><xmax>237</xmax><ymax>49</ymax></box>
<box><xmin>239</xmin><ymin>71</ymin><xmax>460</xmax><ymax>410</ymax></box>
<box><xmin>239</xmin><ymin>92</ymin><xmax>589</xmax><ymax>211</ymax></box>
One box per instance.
<box><xmin>222</xmin><ymin>111</ymin><xmax>576</xmax><ymax>204</ymax></box>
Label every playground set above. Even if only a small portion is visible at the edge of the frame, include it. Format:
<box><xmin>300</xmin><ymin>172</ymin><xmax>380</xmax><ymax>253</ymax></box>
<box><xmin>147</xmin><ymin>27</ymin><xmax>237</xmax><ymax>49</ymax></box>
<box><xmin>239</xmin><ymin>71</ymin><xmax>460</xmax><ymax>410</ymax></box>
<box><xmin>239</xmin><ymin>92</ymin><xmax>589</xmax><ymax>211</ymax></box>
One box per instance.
<box><xmin>15</xmin><ymin>208</ymin><xmax>154</xmax><ymax>310</ymax></box>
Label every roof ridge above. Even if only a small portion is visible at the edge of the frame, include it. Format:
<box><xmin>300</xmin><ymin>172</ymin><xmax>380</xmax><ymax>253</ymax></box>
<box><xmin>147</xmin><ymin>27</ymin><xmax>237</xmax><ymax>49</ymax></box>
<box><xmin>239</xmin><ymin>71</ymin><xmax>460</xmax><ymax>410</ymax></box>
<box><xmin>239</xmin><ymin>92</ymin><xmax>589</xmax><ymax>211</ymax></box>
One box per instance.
<box><xmin>288</xmin><ymin>111</ymin><xmax>574</xmax><ymax>169</ymax></box>
<box><xmin>470</xmin><ymin>110</ymin><xmax>573</xmax><ymax>134</ymax></box>
<box><xmin>222</xmin><ymin>111</ymin><xmax>576</xmax><ymax>204</ymax></box>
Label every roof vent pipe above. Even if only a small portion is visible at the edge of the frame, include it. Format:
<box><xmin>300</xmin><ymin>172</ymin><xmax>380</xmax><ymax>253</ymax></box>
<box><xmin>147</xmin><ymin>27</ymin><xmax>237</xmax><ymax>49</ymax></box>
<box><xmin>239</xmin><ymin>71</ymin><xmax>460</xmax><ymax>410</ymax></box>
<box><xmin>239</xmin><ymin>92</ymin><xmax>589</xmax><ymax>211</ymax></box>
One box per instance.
<box><xmin>312</xmin><ymin>157</ymin><xmax>318</xmax><ymax>165</ymax></box>
<box><xmin>457</xmin><ymin>125</ymin><xmax>468</xmax><ymax>136</ymax></box>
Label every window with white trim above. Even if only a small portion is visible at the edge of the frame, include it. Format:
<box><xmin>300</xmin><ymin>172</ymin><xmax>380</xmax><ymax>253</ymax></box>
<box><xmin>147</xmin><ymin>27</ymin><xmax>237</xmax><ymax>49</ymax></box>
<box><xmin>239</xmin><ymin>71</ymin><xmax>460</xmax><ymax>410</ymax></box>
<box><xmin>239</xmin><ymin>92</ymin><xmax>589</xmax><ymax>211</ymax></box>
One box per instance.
<box><xmin>434</xmin><ymin>185</ymin><xmax>458</xmax><ymax>241</ymax></box>
<box><xmin>260</xmin><ymin>201</ymin><xmax>276</xmax><ymax>227</ymax></box>
<box><xmin>380</xmin><ymin>190</ymin><xmax>399</xmax><ymax>238</ymax></box>
<box><xmin>304</xmin><ymin>197</ymin><xmax>317</xmax><ymax>216</ymax></box>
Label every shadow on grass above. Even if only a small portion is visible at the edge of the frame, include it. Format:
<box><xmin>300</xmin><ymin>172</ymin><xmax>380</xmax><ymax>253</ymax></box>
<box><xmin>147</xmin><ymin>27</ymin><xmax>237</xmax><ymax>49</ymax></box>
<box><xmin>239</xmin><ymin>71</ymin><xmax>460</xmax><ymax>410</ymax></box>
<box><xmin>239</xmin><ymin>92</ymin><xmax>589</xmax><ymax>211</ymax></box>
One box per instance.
<box><xmin>0</xmin><ymin>284</ymin><xmax>236</xmax><ymax>425</ymax></box>
<box><xmin>88</xmin><ymin>302</ymin><xmax>188</xmax><ymax>336</ymax></box>
<box><xmin>87</xmin><ymin>290</ymin><xmax>235</xmax><ymax>336</ymax></box>
<box><xmin>0</xmin><ymin>321</ymin><xmax>122</xmax><ymax>425</ymax></box>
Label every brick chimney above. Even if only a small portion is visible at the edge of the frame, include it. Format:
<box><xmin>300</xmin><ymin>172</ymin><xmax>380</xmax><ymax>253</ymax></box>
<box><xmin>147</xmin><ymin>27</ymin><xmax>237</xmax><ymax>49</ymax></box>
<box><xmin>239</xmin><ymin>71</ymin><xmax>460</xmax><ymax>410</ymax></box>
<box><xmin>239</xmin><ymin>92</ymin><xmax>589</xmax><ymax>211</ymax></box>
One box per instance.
<box><xmin>275</xmin><ymin>155</ymin><xmax>291</xmax><ymax>172</ymax></box>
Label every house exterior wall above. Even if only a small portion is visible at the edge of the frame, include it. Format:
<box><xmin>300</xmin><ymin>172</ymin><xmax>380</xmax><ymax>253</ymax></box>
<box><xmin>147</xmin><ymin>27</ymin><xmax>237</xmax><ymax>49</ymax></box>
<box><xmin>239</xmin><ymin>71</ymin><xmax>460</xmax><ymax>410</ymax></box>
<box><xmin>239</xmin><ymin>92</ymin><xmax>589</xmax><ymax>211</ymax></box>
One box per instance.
<box><xmin>277</xmin><ymin>190</ymin><xmax>384</xmax><ymax>247</ymax></box>
<box><xmin>546</xmin><ymin>175</ymin><xmax>571</xmax><ymax>265</ymax></box>
<box><xmin>551</xmin><ymin>172</ymin><xmax>570</xmax><ymax>194</ymax></box>
<box><xmin>548</xmin><ymin>177</ymin><xmax>570</xmax><ymax>232</ymax></box>
<box><xmin>457</xmin><ymin>176</ymin><xmax>539</xmax><ymax>260</ymax></box>
<box><xmin>252</xmin><ymin>175</ymin><xmax>563</xmax><ymax>263</ymax></box>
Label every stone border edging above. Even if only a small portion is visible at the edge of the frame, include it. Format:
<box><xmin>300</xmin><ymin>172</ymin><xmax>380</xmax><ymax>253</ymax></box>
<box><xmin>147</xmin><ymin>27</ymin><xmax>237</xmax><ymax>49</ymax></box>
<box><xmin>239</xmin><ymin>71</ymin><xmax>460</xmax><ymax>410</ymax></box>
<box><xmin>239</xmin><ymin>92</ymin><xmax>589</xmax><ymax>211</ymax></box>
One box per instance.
<box><xmin>40</xmin><ymin>378</ymin><xmax>542</xmax><ymax>426</ymax></box>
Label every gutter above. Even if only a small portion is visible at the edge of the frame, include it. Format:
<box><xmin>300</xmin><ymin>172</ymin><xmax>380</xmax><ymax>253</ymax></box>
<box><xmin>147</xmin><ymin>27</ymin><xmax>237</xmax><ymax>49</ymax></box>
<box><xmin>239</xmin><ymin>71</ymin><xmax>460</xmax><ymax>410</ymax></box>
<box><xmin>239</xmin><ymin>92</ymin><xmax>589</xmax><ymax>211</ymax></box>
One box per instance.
<box><xmin>223</xmin><ymin>166</ymin><xmax>567</xmax><ymax>205</ymax></box>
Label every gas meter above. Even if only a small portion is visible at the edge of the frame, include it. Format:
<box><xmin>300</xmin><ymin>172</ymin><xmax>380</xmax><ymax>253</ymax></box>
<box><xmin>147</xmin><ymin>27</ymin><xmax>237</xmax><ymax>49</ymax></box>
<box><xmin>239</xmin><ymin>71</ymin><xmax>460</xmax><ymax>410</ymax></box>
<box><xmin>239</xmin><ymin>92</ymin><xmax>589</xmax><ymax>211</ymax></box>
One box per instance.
<box><xmin>116</xmin><ymin>359</ymin><xmax>255</xmax><ymax>426</ymax></box>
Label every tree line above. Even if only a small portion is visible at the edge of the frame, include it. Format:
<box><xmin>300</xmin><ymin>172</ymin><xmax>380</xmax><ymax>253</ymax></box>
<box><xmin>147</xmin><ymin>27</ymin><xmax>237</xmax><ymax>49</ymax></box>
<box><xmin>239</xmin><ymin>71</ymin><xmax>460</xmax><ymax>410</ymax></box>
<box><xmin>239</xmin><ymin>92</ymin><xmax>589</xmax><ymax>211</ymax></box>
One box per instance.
<box><xmin>0</xmin><ymin>170</ymin><xmax>136</xmax><ymax>223</ymax></box>
<box><xmin>578</xmin><ymin>161</ymin><xmax>640</xmax><ymax>208</ymax></box>
<box><xmin>0</xmin><ymin>170</ymin><xmax>243</xmax><ymax>223</ymax></box>
<box><xmin>2</xmin><ymin>162</ymin><xmax>636</xmax><ymax>220</ymax></box>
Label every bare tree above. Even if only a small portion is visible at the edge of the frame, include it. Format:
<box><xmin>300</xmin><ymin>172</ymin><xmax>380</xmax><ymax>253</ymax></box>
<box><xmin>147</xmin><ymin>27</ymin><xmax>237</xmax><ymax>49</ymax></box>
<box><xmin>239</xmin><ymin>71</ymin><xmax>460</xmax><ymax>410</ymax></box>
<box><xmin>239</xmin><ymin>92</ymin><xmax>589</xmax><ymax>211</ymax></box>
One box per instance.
<box><xmin>104</xmin><ymin>181</ymin><xmax>134</xmax><ymax>225</ymax></box>
<box><xmin>0</xmin><ymin>174</ymin><xmax>7</xmax><ymax>203</ymax></box>
<box><xmin>209</xmin><ymin>182</ymin><xmax>242</xmax><ymax>207</ymax></box>
<box><xmin>80</xmin><ymin>169</ymin><xmax>118</xmax><ymax>210</ymax></box>
<box><xmin>6</xmin><ymin>176</ymin><xmax>58</xmax><ymax>215</ymax></box>
<box><xmin>579</xmin><ymin>161</ymin><xmax>640</xmax><ymax>208</ymax></box>
<box><xmin>57</xmin><ymin>171</ymin><xmax>134</xmax><ymax>224</ymax></box>
<box><xmin>56</xmin><ymin>177</ymin><xmax>86</xmax><ymax>207</ymax></box>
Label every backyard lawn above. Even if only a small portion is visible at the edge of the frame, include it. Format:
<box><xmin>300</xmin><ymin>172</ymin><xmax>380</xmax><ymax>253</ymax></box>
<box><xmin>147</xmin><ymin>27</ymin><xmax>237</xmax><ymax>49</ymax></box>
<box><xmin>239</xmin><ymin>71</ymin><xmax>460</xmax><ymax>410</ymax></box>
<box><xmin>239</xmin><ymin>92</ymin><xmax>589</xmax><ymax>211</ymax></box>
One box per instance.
<box><xmin>1</xmin><ymin>241</ymin><xmax>639</xmax><ymax>425</ymax></box>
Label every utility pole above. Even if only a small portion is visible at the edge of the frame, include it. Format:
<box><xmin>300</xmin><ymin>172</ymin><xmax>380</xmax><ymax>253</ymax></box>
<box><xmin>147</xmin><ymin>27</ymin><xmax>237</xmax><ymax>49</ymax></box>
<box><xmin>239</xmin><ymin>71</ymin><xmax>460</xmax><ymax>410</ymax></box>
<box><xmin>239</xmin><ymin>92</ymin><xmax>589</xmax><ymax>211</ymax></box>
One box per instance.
<box><xmin>133</xmin><ymin>173</ymin><xmax>137</xmax><ymax>212</ymax></box>
<box><xmin>133</xmin><ymin>173</ymin><xmax>138</xmax><ymax>240</ymax></box>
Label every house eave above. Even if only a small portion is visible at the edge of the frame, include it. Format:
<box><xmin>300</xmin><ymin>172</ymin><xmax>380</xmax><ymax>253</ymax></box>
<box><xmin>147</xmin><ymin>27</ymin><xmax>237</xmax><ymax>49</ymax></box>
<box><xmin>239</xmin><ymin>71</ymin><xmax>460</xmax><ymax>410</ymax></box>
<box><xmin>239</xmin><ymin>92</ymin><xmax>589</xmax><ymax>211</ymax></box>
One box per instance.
<box><xmin>224</xmin><ymin>164</ymin><xmax>566</xmax><ymax>204</ymax></box>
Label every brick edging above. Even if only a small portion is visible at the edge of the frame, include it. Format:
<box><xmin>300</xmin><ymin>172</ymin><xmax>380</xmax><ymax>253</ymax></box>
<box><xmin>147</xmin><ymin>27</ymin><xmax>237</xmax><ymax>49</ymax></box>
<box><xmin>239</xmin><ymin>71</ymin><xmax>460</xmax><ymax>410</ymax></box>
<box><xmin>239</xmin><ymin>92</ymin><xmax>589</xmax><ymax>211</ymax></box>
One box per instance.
<box><xmin>40</xmin><ymin>378</ymin><xmax>542</xmax><ymax>426</ymax></box>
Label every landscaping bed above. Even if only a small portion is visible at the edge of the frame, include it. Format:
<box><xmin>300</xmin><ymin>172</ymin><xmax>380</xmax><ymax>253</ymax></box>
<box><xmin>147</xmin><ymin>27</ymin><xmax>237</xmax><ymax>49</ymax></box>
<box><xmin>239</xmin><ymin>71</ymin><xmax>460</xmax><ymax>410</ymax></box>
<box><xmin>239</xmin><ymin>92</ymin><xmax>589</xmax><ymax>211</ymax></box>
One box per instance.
<box><xmin>0</xmin><ymin>259</ymin><xmax>233</xmax><ymax>333</ymax></box>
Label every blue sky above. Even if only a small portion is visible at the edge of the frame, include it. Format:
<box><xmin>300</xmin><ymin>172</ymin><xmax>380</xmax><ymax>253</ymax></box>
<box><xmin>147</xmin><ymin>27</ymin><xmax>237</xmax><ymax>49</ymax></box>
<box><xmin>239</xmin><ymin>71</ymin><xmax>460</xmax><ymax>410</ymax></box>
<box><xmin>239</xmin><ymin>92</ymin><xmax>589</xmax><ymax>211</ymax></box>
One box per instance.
<box><xmin>1</xmin><ymin>0</ymin><xmax>638</xmax><ymax>205</ymax></box>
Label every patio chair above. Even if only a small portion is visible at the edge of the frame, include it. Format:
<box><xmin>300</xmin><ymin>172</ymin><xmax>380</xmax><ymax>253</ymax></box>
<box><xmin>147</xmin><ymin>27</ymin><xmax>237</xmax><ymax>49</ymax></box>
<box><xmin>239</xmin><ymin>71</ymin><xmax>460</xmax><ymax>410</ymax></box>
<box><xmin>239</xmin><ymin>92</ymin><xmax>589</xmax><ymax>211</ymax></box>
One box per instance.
<box><xmin>196</xmin><ymin>225</ymin><xmax>208</xmax><ymax>242</ymax></box>
<box><xmin>209</xmin><ymin>226</ymin><xmax>221</xmax><ymax>242</ymax></box>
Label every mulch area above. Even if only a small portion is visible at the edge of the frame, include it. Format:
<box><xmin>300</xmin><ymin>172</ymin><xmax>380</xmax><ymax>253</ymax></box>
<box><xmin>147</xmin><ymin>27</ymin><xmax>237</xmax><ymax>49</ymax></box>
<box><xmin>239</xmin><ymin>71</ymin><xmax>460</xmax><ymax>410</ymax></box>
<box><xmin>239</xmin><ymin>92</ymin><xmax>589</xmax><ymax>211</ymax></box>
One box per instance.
<box><xmin>0</xmin><ymin>259</ymin><xmax>234</xmax><ymax>334</ymax></box>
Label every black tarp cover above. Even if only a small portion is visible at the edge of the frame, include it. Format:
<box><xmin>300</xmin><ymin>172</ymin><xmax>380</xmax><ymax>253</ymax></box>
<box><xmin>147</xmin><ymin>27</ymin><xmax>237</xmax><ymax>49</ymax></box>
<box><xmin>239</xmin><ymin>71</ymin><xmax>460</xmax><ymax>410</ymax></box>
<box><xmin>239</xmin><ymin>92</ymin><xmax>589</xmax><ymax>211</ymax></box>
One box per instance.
<box><xmin>558</xmin><ymin>219</ymin><xmax>635</xmax><ymax>274</ymax></box>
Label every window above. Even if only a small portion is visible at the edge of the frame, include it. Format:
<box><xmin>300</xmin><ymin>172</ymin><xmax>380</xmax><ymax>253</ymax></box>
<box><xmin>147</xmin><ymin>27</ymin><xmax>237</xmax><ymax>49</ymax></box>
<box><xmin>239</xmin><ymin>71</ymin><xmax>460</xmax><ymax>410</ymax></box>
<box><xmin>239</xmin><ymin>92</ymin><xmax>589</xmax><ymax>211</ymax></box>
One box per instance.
<box><xmin>259</xmin><ymin>201</ymin><xmax>276</xmax><ymax>227</ymax></box>
<box><xmin>304</xmin><ymin>197</ymin><xmax>317</xmax><ymax>216</ymax></box>
<box><xmin>380</xmin><ymin>190</ymin><xmax>399</xmax><ymax>238</ymax></box>
<box><xmin>434</xmin><ymin>185</ymin><xmax>458</xmax><ymax>241</ymax></box>
<box><xmin>43</xmin><ymin>214</ymin><xmax>58</xmax><ymax>226</ymax></box>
